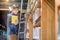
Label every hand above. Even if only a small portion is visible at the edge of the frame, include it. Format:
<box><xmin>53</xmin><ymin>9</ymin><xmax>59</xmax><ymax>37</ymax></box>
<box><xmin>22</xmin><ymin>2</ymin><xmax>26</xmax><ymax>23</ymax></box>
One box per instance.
<box><xmin>14</xmin><ymin>20</ymin><xmax>19</xmax><ymax>25</ymax></box>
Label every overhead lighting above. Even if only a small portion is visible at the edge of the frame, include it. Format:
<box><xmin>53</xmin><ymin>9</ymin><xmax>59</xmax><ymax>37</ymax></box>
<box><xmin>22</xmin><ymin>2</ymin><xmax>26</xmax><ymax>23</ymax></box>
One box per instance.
<box><xmin>6</xmin><ymin>0</ymin><xmax>9</xmax><ymax>2</ymax></box>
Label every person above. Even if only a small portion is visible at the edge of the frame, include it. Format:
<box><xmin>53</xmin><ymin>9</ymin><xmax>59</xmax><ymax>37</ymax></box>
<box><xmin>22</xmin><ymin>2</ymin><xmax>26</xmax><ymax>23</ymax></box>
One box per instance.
<box><xmin>33</xmin><ymin>27</ymin><xmax>41</xmax><ymax>40</ymax></box>
<box><xmin>7</xmin><ymin>4</ymin><xmax>20</xmax><ymax>40</ymax></box>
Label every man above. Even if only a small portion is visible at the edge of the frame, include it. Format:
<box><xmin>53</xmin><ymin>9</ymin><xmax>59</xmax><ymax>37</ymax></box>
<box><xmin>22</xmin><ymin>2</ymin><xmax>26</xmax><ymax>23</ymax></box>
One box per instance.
<box><xmin>33</xmin><ymin>27</ymin><xmax>41</xmax><ymax>40</ymax></box>
<box><xmin>7</xmin><ymin>4</ymin><xmax>20</xmax><ymax>40</ymax></box>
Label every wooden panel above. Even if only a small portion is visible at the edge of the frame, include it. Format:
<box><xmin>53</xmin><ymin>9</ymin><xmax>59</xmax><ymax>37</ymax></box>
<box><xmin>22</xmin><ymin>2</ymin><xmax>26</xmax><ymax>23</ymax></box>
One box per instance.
<box><xmin>29</xmin><ymin>15</ymin><xmax>33</xmax><ymax>40</ymax></box>
<box><xmin>47</xmin><ymin>5</ymin><xmax>52</xmax><ymax>40</ymax></box>
<box><xmin>45</xmin><ymin>0</ymin><xmax>55</xmax><ymax>7</ymax></box>
<box><xmin>55</xmin><ymin>2</ymin><xmax>58</xmax><ymax>40</ymax></box>
<box><xmin>44</xmin><ymin>0</ymin><xmax>55</xmax><ymax>11</ymax></box>
<box><xmin>47</xmin><ymin>4</ymin><xmax>55</xmax><ymax>40</ymax></box>
<box><xmin>42</xmin><ymin>0</ymin><xmax>55</xmax><ymax>40</ymax></box>
<box><xmin>41</xmin><ymin>0</ymin><xmax>47</xmax><ymax>40</ymax></box>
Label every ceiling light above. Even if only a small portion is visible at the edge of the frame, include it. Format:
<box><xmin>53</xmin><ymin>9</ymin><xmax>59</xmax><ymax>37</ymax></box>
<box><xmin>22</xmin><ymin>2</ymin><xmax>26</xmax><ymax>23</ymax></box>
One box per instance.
<box><xmin>6</xmin><ymin>0</ymin><xmax>9</xmax><ymax>2</ymax></box>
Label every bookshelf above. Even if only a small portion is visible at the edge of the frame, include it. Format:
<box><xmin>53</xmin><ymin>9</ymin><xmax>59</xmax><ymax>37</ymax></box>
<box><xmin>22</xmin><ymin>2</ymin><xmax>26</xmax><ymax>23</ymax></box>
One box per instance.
<box><xmin>19</xmin><ymin>12</ymin><xmax>27</xmax><ymax>40</ymax></box>
<box><xmin>19</xmin><ymin>0</ymin><xmax>28</xmax><ymax>40</ymax></box>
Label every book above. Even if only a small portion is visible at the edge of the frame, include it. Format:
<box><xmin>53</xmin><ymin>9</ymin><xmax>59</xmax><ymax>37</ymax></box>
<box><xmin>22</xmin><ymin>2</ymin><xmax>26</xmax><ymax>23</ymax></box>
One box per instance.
<box><xmin>11</xmin><ymin>16</ymin><xmax>18</xmax><ymax>24</ymax></box>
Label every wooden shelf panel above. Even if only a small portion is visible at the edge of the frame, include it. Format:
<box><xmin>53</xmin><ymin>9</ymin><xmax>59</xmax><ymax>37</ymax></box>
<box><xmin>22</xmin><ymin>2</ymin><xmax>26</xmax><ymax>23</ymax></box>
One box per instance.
<box><xmin>19</xmin><ymin>32</ymin><xmax>24</xmax><ymax>34</ymax></box>
<box><xmin>20</xmin><ymin>21</ymin><xmax>25</xmax><ymax>23</ymax></box>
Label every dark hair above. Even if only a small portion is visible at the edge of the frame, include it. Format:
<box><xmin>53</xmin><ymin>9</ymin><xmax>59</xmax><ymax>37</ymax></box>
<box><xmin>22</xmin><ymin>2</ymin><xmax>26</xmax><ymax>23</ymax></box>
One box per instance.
<box><xmin>13</xmin><ymin>6</ymin><xmax>19</xmax><ymax>9</ymax></box>
<box><xmin>12</xmin><ymin>4</ymin><xmax>19</xmax><ymax>9</ymax></box>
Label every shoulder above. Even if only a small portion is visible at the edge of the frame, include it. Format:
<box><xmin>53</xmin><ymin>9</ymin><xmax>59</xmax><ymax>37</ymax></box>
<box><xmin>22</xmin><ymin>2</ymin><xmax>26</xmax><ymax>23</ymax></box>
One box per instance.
<box><xmin>7</xmin><ymin>13</ymin><xmax>12</xmax><ymax>17</ymax></box>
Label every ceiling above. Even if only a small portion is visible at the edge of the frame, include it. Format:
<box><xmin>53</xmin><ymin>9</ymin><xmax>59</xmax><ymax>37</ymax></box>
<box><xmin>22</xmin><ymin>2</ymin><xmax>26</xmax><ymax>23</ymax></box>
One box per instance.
<box><xmin>0</xmin><ymin>0</ymin><xmax>28</xmax><ymax>9</ymax></box>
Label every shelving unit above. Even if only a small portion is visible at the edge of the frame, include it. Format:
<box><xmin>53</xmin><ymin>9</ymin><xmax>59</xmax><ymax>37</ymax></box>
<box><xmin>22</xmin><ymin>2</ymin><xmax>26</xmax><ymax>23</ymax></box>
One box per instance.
<box><xmin>18</xmin><ymin>0</ymin><xmax>28</xmax><ymax>40</ymax></box>
<box><xmin>27</xmin><ymin>0</ymin><xmax>41</xmax><ymax>40</ymax></box>
<box><xmin>19</xmin><ymin>11</ymin><xmax>27</xmax><ymax>40</ymax></box>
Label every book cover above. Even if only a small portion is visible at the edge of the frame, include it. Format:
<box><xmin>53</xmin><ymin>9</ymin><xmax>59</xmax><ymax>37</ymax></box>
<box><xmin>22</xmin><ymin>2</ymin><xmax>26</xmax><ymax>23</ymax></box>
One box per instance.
<box><xmin>11</xmin><ymin>16</ymin><xmax>18</xmax><ymax>24</ymax></box>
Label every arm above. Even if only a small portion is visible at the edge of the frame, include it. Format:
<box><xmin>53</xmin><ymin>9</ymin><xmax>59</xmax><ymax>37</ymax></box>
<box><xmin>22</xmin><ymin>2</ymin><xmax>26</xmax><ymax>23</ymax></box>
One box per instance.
<box><xmin>7</xmin><ymin>14</ymin><xmax>15</xmax><ymax>29</ymax></box>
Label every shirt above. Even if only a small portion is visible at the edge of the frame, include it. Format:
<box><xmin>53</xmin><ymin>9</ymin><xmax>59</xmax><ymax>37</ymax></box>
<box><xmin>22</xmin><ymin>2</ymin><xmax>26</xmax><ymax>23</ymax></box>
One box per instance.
<box><xmin>7</xmin><ymin>12</ymin><xmax>20</xmax><ymax>35</ymax></box>
<box><xmin>33</xmin><ymin>27</ymin><xmax>41</xmax><ymax>39</ymax></box>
